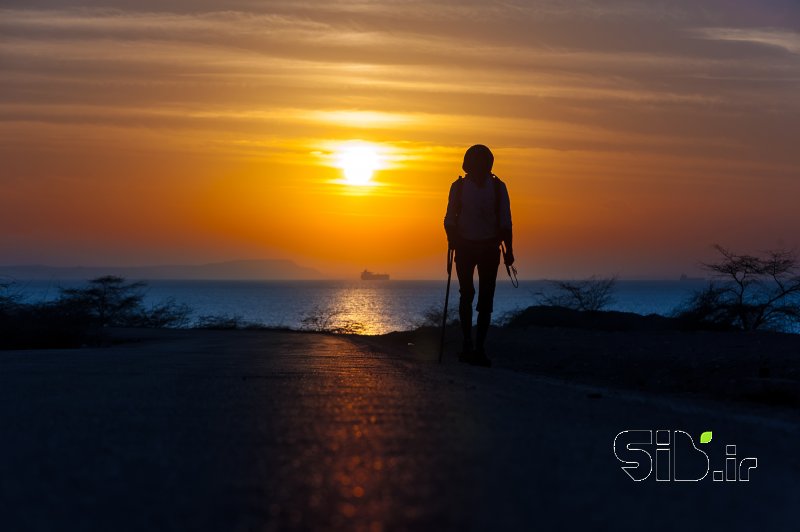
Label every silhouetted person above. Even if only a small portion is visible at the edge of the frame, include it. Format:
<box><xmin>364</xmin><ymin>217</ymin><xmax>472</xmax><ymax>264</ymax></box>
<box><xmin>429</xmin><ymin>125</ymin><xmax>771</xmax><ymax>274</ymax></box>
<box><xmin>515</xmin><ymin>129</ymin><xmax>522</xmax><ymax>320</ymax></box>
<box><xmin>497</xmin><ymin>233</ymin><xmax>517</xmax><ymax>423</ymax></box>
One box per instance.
<box><xmin>444</xmin><ymin>145</ymin><xmax>513</xmax><ymax>367</ymax></box>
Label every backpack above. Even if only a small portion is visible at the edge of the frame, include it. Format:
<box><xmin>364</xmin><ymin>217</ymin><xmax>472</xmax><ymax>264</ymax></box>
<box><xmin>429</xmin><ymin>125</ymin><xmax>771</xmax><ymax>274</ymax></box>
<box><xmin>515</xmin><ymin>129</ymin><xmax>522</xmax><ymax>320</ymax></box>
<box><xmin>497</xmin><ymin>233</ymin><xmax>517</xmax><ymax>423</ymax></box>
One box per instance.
<box><xmin>453</xmin><ymin>174</ymin><xmax>503</xmax><ymax>233</ymax></box>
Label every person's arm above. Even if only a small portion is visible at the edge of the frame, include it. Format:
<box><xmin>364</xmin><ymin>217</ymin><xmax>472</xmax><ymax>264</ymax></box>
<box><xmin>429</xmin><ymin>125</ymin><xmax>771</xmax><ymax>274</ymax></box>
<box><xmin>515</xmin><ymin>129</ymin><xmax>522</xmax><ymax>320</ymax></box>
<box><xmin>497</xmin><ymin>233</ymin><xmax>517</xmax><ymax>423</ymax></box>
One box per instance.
<box><xmin>499</xmin><ymin>181</ymin><xmax>514</xmax><ymax>265</ymax></box>
<box><xmin>443</xmin><ymin>180</ymin><xmax>460</xmax><ymax>250</ymax></box>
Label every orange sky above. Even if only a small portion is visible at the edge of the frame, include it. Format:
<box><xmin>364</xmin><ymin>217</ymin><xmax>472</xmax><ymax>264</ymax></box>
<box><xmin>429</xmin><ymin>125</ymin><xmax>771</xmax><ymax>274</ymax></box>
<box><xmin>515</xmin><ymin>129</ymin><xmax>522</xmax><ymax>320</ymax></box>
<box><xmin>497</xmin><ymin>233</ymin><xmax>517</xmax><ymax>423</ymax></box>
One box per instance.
<box><xmin>1</xmin><ymin>1</ymin><xmax>799</xmax><ymax>278</ymax></box>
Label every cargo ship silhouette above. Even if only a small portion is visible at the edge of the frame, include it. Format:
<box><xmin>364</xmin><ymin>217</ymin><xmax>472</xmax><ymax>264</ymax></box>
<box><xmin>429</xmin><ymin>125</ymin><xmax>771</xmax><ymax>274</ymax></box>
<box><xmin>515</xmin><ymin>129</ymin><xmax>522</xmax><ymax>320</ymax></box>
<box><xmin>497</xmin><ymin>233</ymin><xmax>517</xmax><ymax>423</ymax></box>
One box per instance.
<box><xmin>361</xmin><ymin>269</ymin><xmax>390</xmax><ymax>281</ymax></box>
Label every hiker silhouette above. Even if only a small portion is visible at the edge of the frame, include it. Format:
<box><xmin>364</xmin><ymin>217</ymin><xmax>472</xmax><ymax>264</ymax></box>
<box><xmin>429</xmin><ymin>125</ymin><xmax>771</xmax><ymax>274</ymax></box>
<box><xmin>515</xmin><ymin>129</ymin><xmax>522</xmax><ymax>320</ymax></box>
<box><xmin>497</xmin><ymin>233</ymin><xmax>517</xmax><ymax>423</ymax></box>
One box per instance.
<box><xmin>443</xmin><ymin>144</ymin><xmax>513</xmax><ymax>367</ymax></box>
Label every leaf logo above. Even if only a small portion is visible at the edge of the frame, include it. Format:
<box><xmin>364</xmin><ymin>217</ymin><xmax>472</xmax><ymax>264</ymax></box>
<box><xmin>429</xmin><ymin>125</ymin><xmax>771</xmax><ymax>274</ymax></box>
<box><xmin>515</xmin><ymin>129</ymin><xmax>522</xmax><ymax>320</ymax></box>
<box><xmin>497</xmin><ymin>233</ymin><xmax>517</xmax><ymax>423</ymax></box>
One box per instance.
<box><xmin>700</xmin><ymin>431</ymin><xmax>713</xmax><ymax>444</ymax></box>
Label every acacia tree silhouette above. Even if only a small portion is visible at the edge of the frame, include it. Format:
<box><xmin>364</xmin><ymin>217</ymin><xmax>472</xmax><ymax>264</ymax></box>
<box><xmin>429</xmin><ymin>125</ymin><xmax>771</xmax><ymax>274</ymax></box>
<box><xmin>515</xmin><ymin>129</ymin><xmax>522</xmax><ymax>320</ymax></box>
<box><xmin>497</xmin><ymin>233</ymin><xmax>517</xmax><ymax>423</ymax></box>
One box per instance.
<box><xmin>684</xmin><ymin>245</ymin><xmax>800</xmax><ymax>331</ymax></box>
<box><xmin>59</xmin><ymin>276</ymin><xmax>190</xmax><ymax>328</ymax></box>
<box><xmin>60</xmin><ymin>276</ymin><xmax>146</xmax><ymax>327</ymax></box>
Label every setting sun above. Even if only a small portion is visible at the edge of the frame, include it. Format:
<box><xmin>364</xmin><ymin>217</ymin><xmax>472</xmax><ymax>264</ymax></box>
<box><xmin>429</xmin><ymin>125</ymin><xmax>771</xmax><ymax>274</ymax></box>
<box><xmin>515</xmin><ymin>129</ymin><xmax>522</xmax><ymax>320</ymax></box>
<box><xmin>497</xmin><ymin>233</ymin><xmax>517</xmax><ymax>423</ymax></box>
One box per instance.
<box><xmin>336</xmin><ymin>143</ymin><xmax>381</xmax><ymax>186</ymax></box>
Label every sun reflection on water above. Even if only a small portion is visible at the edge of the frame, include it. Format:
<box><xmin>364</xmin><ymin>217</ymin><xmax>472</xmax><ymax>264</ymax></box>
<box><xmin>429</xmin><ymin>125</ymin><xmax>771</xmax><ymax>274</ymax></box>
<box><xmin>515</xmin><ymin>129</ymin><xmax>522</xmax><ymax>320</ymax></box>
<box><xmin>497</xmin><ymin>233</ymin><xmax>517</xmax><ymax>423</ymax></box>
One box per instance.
<box><xmin>303</xmin><ymin>283</ymin><xmax>420</xmax><ymax>335</ymax></box>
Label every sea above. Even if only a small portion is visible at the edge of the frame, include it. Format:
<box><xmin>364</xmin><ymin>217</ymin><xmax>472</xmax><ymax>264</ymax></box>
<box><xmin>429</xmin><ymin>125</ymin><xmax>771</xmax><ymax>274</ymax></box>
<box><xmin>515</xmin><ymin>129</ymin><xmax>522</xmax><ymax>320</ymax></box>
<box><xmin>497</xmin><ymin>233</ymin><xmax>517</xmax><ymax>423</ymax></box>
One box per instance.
<box><xmin>13</xmin><ymin>279</ymin><xmax>711</xmax><ymax>335</ymax></box>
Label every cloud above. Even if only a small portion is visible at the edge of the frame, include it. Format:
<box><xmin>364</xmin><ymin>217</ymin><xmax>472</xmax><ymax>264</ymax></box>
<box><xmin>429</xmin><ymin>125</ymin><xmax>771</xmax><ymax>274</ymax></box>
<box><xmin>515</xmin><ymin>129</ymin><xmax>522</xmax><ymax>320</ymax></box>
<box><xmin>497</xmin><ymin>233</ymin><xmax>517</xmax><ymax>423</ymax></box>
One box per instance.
<box><xmin>2</xmin><ymin>3</ymin><xmax>799</xmax><ymax>171</ymax></box>
<box><xmin>0</xmin><ymin>7</ymin><xmax>770</xmax><ymax>112</ymax></box>
<box><xmin>692</xmin><ymin>27</ymin><xmax>800</xmax><ymax>55</ymax></box>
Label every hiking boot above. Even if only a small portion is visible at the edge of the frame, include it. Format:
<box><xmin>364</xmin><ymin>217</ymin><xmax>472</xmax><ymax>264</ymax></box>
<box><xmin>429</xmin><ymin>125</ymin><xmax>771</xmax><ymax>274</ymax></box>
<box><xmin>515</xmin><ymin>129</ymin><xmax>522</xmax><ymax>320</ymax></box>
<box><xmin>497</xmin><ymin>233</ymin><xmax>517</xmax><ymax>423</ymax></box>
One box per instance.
<box><xmin>471</xmin><ymin>347</ymin><xmax>492</xmax><ymax>368</ymax></box>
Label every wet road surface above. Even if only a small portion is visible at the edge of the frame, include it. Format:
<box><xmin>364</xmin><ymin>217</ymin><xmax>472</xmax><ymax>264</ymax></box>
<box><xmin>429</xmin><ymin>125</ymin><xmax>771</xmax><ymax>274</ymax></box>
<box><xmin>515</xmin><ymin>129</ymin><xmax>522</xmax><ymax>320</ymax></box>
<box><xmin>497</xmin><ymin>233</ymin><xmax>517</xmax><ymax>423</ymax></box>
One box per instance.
<box><xmin>1</xmin><ymin>329</ymin><xmax>796</xmax><ymax>531</ymax></box>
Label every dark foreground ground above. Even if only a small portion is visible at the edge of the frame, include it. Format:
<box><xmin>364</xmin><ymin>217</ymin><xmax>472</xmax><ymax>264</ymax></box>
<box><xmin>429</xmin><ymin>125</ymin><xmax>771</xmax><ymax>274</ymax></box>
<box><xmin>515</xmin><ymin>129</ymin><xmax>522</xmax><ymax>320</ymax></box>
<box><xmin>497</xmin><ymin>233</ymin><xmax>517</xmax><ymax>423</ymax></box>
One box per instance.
<box><xmin>0</xmin><ymin>328</ymin><xmax>797</xmax><ymax>531</ymax></box>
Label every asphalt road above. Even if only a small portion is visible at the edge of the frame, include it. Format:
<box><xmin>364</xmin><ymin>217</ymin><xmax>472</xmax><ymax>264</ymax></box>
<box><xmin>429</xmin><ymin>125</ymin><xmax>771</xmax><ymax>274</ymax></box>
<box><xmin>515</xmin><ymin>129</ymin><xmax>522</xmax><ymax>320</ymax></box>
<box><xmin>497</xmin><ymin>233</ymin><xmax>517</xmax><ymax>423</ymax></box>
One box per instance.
<box><xmin>1</xmin><ymin>329</ymin><xmax>797</xmax><ymax>531</ymax></box>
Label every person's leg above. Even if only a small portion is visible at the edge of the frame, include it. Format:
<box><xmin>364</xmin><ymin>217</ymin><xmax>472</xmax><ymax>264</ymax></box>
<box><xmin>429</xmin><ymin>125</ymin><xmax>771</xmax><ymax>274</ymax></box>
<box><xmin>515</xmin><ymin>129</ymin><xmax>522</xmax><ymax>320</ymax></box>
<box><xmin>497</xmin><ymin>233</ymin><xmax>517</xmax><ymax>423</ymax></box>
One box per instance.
<box><xmin>476</xmin><ymin>312</ymin><xmax>491</xmax><ymax>353</ymax></box>
<box><xmin>455</xmin><ymin>244</ymin><xmax>477</xmax><ymax>354</ymax></box>
<box><xmin>475</xmin><ymin>243</ymin><xmax>501</xmax><ymax>358</ymax></box>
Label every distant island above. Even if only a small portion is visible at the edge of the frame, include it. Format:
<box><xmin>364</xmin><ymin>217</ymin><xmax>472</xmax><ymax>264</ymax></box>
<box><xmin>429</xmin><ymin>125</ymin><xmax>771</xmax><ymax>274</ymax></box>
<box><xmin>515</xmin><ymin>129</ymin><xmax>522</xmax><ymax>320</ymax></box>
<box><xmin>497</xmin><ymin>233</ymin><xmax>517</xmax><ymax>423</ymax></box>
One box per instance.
<box><xmin>0</xmin><ymin>260</ymin><xmax>323</xmax><ymax>281</ymax></box>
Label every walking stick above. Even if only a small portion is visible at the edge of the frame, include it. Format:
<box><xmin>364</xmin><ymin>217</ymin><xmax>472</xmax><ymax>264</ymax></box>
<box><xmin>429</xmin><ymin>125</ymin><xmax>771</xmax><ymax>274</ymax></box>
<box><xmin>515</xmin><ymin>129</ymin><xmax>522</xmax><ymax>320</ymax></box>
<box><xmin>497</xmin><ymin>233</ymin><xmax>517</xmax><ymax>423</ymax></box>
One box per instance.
<box><xmin>438</xmin><ymin>248</ymin><xmax>455</xmax><ymax>363</ymax></box>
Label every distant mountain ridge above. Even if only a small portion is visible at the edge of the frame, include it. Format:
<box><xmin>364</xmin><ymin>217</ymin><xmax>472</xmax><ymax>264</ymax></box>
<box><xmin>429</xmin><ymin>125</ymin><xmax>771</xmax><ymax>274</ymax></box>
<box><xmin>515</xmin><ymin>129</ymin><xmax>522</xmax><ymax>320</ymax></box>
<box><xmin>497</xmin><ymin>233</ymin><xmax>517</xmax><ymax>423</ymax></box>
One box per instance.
<box><xmin>0</xmin><ymin>260</ymin><xmax>323</xmax><ymax>281</ymax></box>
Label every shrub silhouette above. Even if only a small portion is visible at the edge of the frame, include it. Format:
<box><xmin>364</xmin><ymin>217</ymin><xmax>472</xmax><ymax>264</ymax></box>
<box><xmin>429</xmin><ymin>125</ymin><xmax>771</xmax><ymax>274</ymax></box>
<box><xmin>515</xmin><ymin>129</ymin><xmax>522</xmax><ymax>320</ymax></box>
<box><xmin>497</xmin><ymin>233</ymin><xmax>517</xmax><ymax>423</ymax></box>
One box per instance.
<box><xmin>300</xmin><ymin>306</ymin><xmax>365</xmax><ymax>334</ymax></box>
<box><xmin>1</xmin><ymin>282</ymin><xmax>98</xmax><ymax>349</ymax></box>
<box><xmin>537</xmin><ymin>275</ymin><xmax>617</xmax><ymax>312</ymax></box>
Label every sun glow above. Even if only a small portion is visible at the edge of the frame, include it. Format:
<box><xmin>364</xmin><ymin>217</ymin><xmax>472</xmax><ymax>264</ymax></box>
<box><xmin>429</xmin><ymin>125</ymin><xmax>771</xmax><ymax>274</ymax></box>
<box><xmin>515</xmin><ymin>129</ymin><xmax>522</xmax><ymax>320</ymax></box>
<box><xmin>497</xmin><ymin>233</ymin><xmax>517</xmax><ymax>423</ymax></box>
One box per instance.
<box><xmin>336</xmin><ymin>143</ymin><xmax>381</xmax><ymax>186</ymax></box>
